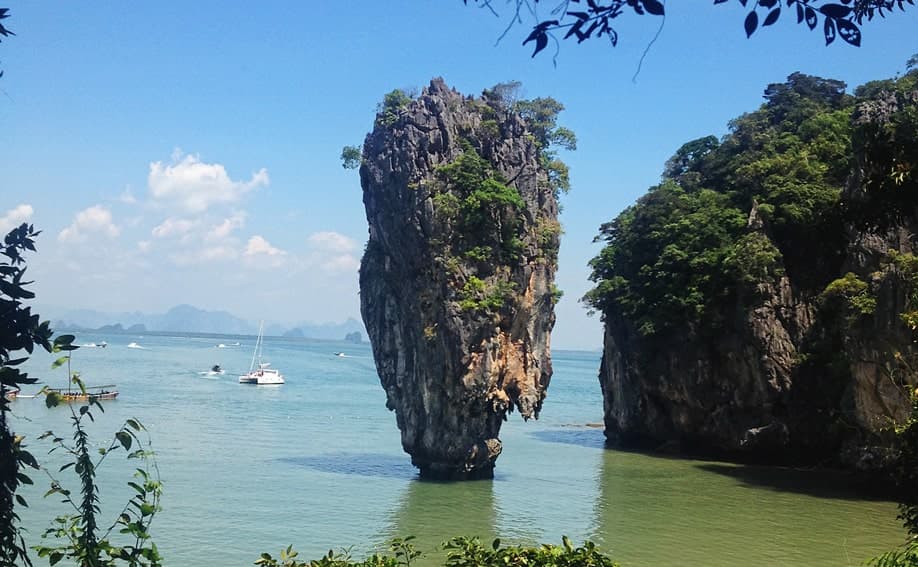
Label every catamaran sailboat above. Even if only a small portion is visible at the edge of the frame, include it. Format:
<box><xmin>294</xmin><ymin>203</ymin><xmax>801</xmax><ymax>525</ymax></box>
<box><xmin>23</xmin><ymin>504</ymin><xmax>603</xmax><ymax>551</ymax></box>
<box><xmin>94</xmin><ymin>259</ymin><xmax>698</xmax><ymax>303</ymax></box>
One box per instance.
<box><xmin>239</xmin><ymin>322</ymin><xmax>284</xmax><ymax>385</ymax></box>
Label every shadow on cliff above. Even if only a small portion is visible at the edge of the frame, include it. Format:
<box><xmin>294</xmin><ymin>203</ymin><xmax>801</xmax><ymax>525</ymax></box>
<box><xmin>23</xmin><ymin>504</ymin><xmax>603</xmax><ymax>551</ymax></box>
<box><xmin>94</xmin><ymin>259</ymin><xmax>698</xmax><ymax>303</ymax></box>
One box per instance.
<box><xmin>279</xmin><ymin>453</ymin><xmax>418</xmax><ymax>479</ymax></box>
<box><xmin>694</xmin><ymin>462</ymin><xmax>895</xmax><ymax>501</ymax></box>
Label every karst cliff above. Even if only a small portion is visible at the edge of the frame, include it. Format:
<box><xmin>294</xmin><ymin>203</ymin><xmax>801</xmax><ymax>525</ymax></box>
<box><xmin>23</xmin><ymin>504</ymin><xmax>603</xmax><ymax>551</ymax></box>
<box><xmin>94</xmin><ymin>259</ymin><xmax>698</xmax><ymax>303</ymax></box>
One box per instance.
<box><xmin>358</xmin><ymin>79</ymin><xmax>566</xmax><ymax>479</ymax></box>
<box><xmin>588</xmin><ymin>70</ymin><xmax>918</xmax><ymax>470</ymax></box>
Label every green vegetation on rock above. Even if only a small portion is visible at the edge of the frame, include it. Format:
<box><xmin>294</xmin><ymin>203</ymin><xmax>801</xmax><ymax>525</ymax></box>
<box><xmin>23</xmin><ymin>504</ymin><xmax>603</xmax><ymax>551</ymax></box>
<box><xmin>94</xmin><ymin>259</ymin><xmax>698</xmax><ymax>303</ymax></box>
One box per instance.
<box><xmin>434</xmin><ymin>140</ymin><xmax>525</xmax><ymax>264</ymax></box>
<box><xmin>375</xmin><ymin>88</ymin><xmax>414</xmax><ymax>127</ymax></box>
<box><xmin>584</xmin><ymin>71</ymin><xmax>879</xmax><ymax>338</ymax></box>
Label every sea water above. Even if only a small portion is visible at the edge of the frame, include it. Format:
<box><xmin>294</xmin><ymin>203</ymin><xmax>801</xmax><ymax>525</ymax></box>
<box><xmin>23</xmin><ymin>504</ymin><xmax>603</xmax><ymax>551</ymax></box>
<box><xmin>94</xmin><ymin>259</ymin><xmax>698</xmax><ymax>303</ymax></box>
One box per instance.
<box><xmin>8</xmin><ymin>332</ymin><xmax>906</xmax><ymax>566</ymax></box>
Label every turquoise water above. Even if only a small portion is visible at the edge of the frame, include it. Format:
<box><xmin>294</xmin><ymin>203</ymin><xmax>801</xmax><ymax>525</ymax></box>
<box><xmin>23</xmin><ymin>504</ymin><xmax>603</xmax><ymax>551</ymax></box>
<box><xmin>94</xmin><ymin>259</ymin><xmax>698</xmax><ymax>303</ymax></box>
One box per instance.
<box><xmin>9</xmin><ymin>332</ymin><xmax>906</xmax><ymax>566</ymax></box>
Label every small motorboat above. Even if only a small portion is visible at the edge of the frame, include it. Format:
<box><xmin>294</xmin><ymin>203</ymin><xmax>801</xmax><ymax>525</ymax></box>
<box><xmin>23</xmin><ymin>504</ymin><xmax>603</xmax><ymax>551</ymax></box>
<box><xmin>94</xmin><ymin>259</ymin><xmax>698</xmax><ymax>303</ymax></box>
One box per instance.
<box><xmin>3</xmin><ymin>387</ymin><xmax>19</xmax><ymax>401</ymax></box>
<box><xmin>209</xmin><ymin>364</ymin><xmax>225</xmax><ymax>375</ymax></box>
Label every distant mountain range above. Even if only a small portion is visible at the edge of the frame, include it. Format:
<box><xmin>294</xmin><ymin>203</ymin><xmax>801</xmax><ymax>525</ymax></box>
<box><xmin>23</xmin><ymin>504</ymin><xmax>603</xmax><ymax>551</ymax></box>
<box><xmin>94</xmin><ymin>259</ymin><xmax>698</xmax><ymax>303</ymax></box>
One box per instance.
<box><xmin>43</xmin><ymin>304</ymin><xmax>365</xmax><ymax>342</ymax></box>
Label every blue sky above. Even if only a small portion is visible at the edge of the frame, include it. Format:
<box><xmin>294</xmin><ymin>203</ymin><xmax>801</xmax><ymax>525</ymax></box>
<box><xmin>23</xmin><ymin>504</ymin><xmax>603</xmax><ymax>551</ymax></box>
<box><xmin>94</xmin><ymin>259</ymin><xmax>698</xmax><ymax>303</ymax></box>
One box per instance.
<box><xmin>1</xmin><ymin>3</ymin><xmax>915</xmax><ymax>349</ymax></box>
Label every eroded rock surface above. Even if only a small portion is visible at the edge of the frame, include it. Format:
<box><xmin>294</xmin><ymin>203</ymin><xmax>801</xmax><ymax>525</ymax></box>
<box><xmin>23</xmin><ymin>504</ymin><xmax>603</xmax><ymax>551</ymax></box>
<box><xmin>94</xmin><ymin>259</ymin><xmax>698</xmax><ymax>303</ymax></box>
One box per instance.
<box><xmin>358</xmin><ymin>79</ymin><xmax>560</xmax><ymax>479</ymax></box>
<box><xmin>597</xmin><ymin>79</ymin><xmax>918</xmax><ymax>470</ymax></box>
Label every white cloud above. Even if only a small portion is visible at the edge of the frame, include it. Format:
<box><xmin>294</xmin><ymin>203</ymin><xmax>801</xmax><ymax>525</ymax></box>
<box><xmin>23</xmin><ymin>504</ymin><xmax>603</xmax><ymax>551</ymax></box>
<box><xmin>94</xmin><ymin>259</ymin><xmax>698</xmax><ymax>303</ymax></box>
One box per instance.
<box><xmin>119</xmin><ymin>187</ymin><xmax>137</xmax><ymax>204</ymax></box>
<box><xmin>0</xmin><ymin>204</ymin><xmax>35</xmax><ymax>234</ymax></box>
<box><xmin>207</xmin><ymin>212</ymin><xmax>246</xmax><ymax>241</ymax></box>
<box><xmin>201</xmin><ymin>245</ymin><xmax>238</xmax><ymax>261</ymax></box>
<box><xmin>152</xmin><ymin>217</ymin><xmax>195</xmax><ymax>238</ymax></box>
<box><xmin>58</xmin><ymin>205</ymin><xmax>120</xmax><ymax>242</ymax></box>
<box><xmin>307</xmin><ymin>231</ymin><xmax>357</xmax><ymax>253</ymax></box>
<box><xmin>168</xmin><ymin>244</ymin><xmax>239</xmax><ymax>266</ymax></box>
<box><xmin>242</xmin><ymin>235</ymin><xmax>286</xmax><ymax>269</ymax></box>
<box><xmin>244</xmin><ymin>235</ymin><xmax>286</xmax><ymax>257</ymax></box>
<box><xmin>303</xmin><ymin>231</ymin><xmax>360</xmax><ymax>273</ymax></box>
<box><xmin>137</xmin><ymin>240</ymin><xmax>152</xmax><ymax>253</ymax></box>
<box><xmin>148</xmin><ymin>151</ymin><xmax>269</xmax><ymax>213</ymax></box>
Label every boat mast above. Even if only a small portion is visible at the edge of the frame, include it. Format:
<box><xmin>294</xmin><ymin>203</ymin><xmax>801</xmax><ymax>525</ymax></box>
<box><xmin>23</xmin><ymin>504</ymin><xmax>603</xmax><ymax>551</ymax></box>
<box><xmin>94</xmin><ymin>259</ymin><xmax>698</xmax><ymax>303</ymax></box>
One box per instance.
<box><xmin>249</xmin><ymin>321</ymin><xmax>264</xmax><ymax>372</ymax></box>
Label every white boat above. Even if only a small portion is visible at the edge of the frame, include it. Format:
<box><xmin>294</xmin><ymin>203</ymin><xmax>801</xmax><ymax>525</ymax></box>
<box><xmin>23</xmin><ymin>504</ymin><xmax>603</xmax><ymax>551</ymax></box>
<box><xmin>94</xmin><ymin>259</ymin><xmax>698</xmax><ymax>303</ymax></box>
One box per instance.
<box><xmin>239</xmin><ymin>322</ymin><xmax>284</xmax><ymax>385</ymax></box>
<box><xmin>127</xmin><ymin>342</ymin><xmax>144</xmax><ymax>349</ymax></box>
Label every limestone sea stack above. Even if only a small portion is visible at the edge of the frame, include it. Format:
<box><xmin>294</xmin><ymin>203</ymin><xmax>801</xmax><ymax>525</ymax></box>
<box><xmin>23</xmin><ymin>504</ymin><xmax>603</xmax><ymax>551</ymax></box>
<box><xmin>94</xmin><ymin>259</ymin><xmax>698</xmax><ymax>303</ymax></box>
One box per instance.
<box><xmin>358</xmin><ymin>79</ymin><xmax>562</xmax><ymax>479</ymax></box>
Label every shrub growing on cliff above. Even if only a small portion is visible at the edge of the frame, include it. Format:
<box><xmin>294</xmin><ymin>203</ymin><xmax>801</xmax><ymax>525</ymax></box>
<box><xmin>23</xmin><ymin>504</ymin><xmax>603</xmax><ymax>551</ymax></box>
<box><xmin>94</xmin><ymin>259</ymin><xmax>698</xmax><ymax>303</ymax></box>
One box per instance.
<box><xmin>433</xmin><ymin>140</ymin><xmax>525</xmax><ymax>262</ymax></box>
<box><xmin>584</xmin><ymin>181</ymin><xmax>747</xmax><ymax>337</ymax></box>
<box><xmin>821</xmin><ymin>272</ymin><xmax>877</xmax><ymax>316</ymax></box>
<box><xmin>375</xmin><ymin>89</ymin><xmax>415</xmax><ymax>127</ymax></box>
<box><xmin>482</xmin><ymin>83</ymin><xmax>576</xmax><ymax>197</ymax></box>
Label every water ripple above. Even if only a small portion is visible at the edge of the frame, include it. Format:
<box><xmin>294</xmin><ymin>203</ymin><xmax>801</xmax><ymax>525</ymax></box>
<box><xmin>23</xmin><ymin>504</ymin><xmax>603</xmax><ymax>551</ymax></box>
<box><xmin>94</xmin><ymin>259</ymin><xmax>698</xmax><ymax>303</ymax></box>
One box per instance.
<box><xmin>279</xmin><ymin>452</ymin><xmax>418</xmax><ymax>479</ymax></box>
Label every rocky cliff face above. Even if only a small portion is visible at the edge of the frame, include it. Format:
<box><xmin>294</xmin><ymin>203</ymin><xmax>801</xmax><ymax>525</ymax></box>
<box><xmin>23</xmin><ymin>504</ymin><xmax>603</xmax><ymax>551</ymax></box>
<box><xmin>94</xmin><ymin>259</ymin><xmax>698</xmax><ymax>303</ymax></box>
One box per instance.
<box><xmin>599</xmin><ymin>212</ymin><xmax>917</xmax><ymax>468</ymax></box>
<box><xmin>598</xmin><ymin>79</ymin><xmax>918</xmax><ymax>470</ymax></box>
<box><xmin>359</xmin><ymin>79</ymin><xmax>559</xmax><ymax>479</ymax></box>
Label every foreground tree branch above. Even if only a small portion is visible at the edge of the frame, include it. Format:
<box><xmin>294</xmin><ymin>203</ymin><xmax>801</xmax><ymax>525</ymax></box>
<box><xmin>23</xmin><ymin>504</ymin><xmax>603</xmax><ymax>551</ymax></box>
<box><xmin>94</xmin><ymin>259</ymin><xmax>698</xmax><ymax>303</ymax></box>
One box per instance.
<box><xmin>464</xmin><ymin>0</ymin><xmax>915</xmax><ymax>57</ymax></box>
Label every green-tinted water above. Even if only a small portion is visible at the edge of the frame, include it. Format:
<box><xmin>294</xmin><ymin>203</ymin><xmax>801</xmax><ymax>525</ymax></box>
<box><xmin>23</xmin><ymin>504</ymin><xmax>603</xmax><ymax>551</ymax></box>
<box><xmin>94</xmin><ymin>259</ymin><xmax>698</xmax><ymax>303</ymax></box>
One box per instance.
<box><xmin>9</xmin><ymin>334</ymin><xmax>905</xmax><ymax>565</ymax></box>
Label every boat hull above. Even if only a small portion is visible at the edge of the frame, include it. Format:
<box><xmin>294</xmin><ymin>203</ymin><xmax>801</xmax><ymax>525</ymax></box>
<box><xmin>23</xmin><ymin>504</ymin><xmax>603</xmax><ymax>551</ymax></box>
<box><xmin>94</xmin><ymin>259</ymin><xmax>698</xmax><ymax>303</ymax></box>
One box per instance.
<box><xmin>48</xmin><ymin>389</ymin><xmax>119</xmax><ymax>402</ymax></box>
<box><xmin>238</xmin><ymin>369</ymin><xmax>284</xmax><ymax>385</ymax></box>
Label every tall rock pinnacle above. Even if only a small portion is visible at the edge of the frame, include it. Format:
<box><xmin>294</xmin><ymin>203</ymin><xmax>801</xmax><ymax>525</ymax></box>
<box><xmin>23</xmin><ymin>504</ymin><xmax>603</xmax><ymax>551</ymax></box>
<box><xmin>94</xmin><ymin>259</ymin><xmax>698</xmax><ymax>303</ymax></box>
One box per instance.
<box><xmin>359</xmin><ymin>78</ymin><xmax>562</xmax><ymax>479</ymax></box>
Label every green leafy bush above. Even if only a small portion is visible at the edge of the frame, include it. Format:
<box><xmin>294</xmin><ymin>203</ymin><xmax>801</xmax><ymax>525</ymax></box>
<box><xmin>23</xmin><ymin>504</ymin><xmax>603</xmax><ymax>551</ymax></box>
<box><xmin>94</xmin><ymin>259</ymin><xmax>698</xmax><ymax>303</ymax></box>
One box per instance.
<box><xmin>375</xmin><ymin>89</ymin><xmax>414</xmax><ymax>127</ymax></box>
<box><xmin>433</xmin><ymin>141</ymin><xmax>525</xmax><ymax>262</ymax></box>
<box><xmin>1</xmin><ymin>224</ymin><xmax>56</xmax><ymax>565</ymax></box>
<box><xmin>35</xmin><ymin>370</ymin><xmax>162</xmax><ymax>566</ymax></box>
<box><xmin>820</xmin><ymin>272</ymin><xmax>876</xmax><ymax>316</ymax></box>
<box><xmin>257</xmin><ymin>536</ymin><xmax>619</xmax><ymax>567</ymax></box>
<box><xmin>586</xmin><ymin>72</ymin><xmax>865</xmax><ymax>338</ymax></box>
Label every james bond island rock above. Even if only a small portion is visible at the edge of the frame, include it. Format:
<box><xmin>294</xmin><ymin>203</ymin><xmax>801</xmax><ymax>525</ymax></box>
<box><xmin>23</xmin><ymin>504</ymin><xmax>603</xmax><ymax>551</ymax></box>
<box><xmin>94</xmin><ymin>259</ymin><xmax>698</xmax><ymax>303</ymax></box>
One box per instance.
<box><xmin>357</xmin><ymin>79</ymin><xmax>573</xmax><ymax>479</ymax></box>
<box><xmin>585</xmin><ymin>70</ymin><xmax>918</xmax><ymax>470</ymax></box>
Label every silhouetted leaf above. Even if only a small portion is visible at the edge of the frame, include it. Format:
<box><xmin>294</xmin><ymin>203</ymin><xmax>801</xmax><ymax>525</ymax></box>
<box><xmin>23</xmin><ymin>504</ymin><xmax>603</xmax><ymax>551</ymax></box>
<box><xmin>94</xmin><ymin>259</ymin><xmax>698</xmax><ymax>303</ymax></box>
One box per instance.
<box><xmin>640</xmin><ymin>0</ymin><xmax>665</xmax><ymax>15</ymax></box>
<box><xmin>824</xmin><ymin>16</ymin><xmax>837</xmax><ymax>44</ymax></box>
<box><xmin>819</xmin><ymin>3</ymin><xmax>853</xmax><ymax>17</ymax></box>
<box><xmin>564</xmin><ymin>20</ymin><xmax>585</xmax><ymax>39</ymax></box>
<box><xmin>116</xmin><ymin>431</ymin><xmax>133</xmax><ymax>451</ymax></box>
<box><xmin>744</xmin><ymin>10</ymin><xmax>759</xmax><ymax>37</ymax></box>
<box><xmin>763</xmin><ymin>7</ymin><xmax>781</xmax><ymax>26</ymax></box>
<box><xmin>805</xmin><ymin>6</ymin><xmax>819</xmax><ymax>28</ymax></box>
<box><xmin>836</xmin><ymin>18</ymin><xmax>861</xmax><ymax>45</ymax></box>
<box><xmin>525</xmin><ymin>31</ymin><xmax>549</xmax><ymax>57</ymax></box>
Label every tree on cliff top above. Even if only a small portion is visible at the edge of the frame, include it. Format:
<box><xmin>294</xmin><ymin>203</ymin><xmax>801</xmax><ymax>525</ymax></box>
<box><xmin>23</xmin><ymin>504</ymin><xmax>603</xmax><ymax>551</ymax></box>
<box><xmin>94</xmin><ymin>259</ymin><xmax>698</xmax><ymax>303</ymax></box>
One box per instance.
<box><xmin>465</xmin><ymin>0</ymin><xmax>914</xmax><ymax>58</ymax></box>
<box><xmin>584</xmin><ymin>70</ymin><xmax>857</xmax><ymax>335</ymax></box>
